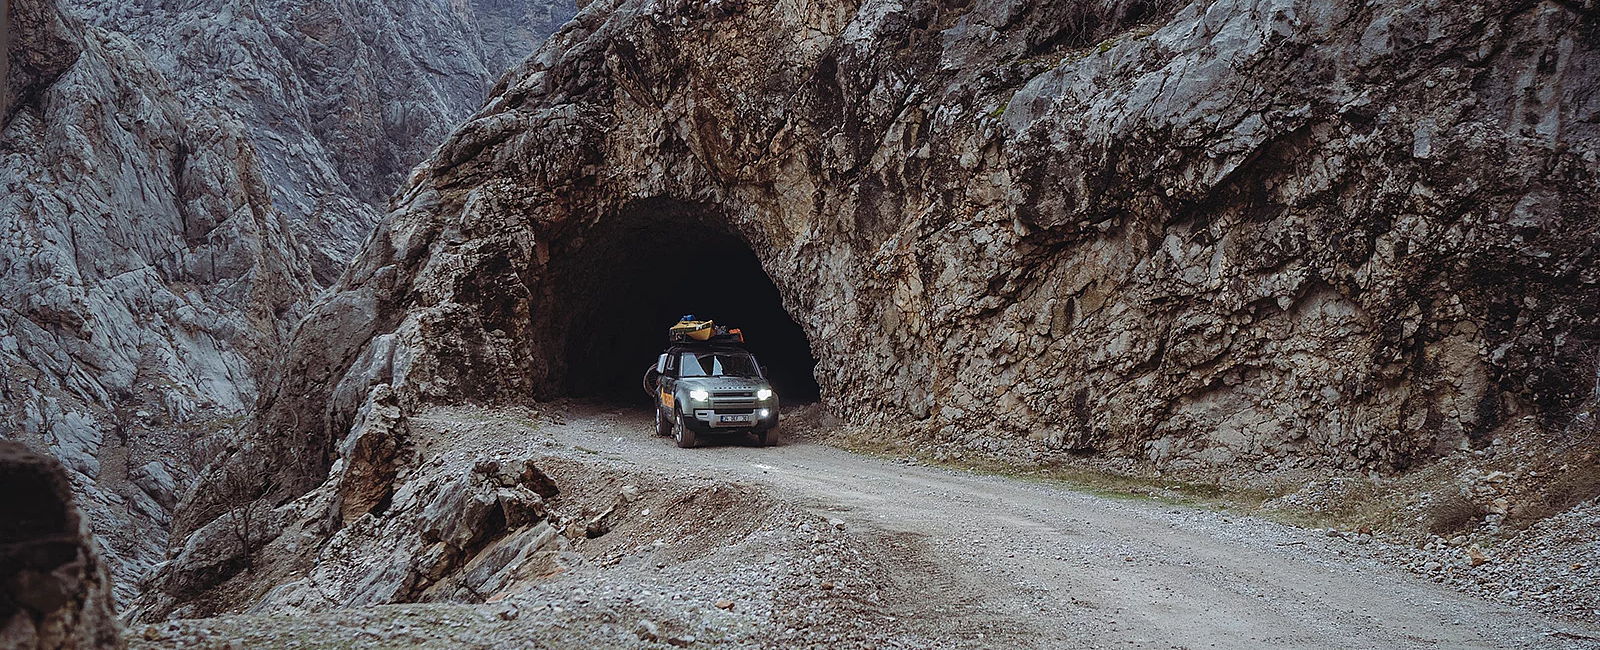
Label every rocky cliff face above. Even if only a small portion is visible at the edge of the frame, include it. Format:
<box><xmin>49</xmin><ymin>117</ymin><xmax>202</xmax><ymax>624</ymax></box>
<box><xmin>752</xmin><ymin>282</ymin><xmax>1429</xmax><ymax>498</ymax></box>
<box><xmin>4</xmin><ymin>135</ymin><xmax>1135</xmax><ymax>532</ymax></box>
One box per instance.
<box><xmin>156</xmin><ymin>0</ymin><xmax>1600</xmax><ymax>617</ymax></box>
<box><xmin>236</xmin><ymin>0</ymin><xmax>1599</xmax><ymax>490</ymax></box>
<box><xmin>2</xmin><ymin>0</ymin><xmax>575</xmax><ymax>607</ymax></box>
<box><xmin>65</xmin><ymin>0</ymin><xmax>580</xmax><ymax>282</ymax></box>
<box><xmin>2</xmin><ymin>0</ymin><xmax>315</xmax><ymax>605</ymax></box>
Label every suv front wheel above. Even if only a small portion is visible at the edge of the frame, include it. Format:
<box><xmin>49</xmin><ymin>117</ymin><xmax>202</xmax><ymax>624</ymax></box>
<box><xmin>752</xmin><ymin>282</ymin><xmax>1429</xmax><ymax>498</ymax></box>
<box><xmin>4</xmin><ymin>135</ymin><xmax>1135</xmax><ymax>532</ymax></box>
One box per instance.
<box><xmin>674</xmin><ymin>409</ymin><xmax>698</xmax><ymax>448</ymax></box>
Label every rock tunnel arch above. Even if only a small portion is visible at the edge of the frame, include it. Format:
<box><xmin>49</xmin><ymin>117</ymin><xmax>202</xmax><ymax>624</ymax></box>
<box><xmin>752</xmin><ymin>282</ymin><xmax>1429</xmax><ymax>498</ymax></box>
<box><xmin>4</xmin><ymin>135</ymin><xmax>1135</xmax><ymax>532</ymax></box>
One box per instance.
<box><xmin>546</xmin><ymin>198</ymin><xmax>821</xmax><ymax>404</ymax></box>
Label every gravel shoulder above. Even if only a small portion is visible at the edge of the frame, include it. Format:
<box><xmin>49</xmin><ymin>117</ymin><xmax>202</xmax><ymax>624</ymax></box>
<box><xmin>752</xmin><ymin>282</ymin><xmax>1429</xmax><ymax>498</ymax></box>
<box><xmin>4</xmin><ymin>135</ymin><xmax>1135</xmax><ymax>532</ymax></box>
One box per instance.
<box><xmin>130</xmin><ymin>403</ymin><xmax>1600</xmax><ymax>649</ymax></box>
<box><xmin>568</xmin><ymin>405</ymin><xmax>1600</xmax><ymax>649</ymax></box>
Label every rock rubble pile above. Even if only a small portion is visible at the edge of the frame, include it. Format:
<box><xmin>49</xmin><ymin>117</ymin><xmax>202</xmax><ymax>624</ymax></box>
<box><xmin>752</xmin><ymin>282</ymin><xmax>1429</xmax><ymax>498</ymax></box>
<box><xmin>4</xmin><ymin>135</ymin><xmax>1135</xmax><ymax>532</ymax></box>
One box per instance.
<box><xmin>130</xmin><ymin>405</ymin><xmax>577</xmax><ymax>621</ymax></box>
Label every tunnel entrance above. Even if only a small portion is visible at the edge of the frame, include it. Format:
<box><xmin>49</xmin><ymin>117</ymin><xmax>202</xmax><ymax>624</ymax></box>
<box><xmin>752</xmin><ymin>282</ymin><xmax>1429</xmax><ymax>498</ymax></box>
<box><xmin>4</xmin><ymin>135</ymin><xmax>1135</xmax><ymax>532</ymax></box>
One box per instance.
<box><xmin>550</xmin><ymin>199</ymin><xmax>821</xmax><ymax>405</ymax></box>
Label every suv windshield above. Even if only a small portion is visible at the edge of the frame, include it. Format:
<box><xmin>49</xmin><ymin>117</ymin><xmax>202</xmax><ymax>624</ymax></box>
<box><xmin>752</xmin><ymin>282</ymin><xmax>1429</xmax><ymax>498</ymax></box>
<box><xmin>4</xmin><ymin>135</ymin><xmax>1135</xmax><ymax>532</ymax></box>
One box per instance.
<box><xmin>679</xmin><ymin>351</ymin><xmax>761</xmax><ymax>378</ymax></box>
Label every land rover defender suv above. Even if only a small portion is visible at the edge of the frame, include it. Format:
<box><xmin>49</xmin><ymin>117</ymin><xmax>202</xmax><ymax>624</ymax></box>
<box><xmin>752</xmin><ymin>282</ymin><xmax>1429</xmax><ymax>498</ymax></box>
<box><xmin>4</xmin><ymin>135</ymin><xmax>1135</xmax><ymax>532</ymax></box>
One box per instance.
<box><xmin>644</xmin><ymin>341</ymin><xmax>779</xmax><ymax>448</ymax></box>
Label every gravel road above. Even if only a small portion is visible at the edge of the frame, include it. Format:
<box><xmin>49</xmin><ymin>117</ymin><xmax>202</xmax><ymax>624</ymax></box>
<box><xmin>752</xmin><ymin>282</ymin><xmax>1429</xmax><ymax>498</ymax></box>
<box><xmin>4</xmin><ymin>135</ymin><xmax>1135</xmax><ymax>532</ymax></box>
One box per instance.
<box><xmin>130</xmin><ymin>404</ymin><xmax>1599</xmax><ymax>650</ymax></box>
<box><xmin>552</xmin><ymin>405</ymin><xmax>1600</xmax><ymax>650</ymax></box>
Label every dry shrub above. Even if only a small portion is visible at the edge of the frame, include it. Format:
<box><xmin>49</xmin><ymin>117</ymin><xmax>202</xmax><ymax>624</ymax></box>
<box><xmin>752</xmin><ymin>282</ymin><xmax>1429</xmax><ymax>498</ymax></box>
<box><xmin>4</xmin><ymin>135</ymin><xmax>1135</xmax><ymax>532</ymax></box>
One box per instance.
<box><xmin>1510</xmin><ymin>402</ymin><xmax>1600</xmax><ymax>526</ymax></box>
<box><xmin>1426</xmin><ymin>493</ymin><xmax>1488</xmax><ymax>535</ymax></box>
<box><xmin>1548</xmin><ymin>461</ymin><xmax>1600</xmax><ymax>507</ymax></box>
<box><xmin>218</xmin><ymin>467</ymin><xmax>277</xmax><ymax>573</ymax></box>
<box><xmin>1510</xmin><ymin>463</ymin><xmax>1600</xmax><ymax>526</ymax></box>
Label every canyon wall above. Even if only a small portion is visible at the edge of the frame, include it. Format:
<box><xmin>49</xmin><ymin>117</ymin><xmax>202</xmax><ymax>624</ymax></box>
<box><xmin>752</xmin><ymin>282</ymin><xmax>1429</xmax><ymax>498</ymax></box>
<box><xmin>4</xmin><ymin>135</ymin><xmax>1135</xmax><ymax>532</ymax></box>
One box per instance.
<box><xmin>64</xmin><ymin>0</ymin><xmax>580</xmax><ymax>281</ymax></box>
<box><xmin>2</xmin><ymin>0</ymin><xmax>314</xmax><ymax>604</ymax></box>
<box><xmin>1</xmin><ymin>0</ymin><xmax>575</xmax><ymax>604</ymax></box>
<box><xmin>151</xmin><ymin>0</ymin><xmax>1599</xmax><ymax>616</ymax></box>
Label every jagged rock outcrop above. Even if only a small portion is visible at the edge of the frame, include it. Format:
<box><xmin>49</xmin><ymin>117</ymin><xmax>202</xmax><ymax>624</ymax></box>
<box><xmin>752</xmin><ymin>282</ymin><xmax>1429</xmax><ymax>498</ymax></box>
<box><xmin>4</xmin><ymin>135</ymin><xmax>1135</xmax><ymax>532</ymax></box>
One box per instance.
<box><xmin>0</xmin><ymin>442</ymin><xmax>123</xmax><ymax>650</ymax></box>
<box><xmin>249</xmin><ymin>0</ymin><xmax>1599</xmax><ymax>484</ymax></box>
<box><xmin>64</xmin><ymin>0</ymin><xmax>580</xmax><ymax>282</ymax></box>
<box><xmin>2</xmin><ymin>0</ymin><xmax>576</xmax><ymax>607</ymax></box>
<box><xmin>129</xmin><ymin>418</ymin><xmax>572</xmax><ymax>620</ymax></box>
<box><xmin>161</xmin><ymin>0</ymin><xmax>1600</xmax><ymax>616</ymax></box>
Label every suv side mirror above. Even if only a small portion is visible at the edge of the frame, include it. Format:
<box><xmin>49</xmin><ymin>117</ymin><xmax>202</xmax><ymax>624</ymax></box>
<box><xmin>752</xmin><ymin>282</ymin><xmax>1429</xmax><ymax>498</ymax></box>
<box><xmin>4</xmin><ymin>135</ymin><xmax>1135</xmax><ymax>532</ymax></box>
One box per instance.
<box><xmin>656</xmin><ymin>354</ymin><xmax>669</xmax><ymax>374</ymax></box>
<box><xmin>761</xmin><ymin>365</ymin><xmax>770</xmax><ymax>378</ymax></box>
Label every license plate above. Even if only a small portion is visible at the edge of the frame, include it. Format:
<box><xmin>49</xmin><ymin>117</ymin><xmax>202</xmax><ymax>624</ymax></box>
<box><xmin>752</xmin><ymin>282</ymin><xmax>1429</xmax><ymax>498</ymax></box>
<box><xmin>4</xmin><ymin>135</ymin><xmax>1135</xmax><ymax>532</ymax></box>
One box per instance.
<box><xmin>717</xmin><ymin>415</ymin><xmax>752</xmax><ymax>425</ymax></box>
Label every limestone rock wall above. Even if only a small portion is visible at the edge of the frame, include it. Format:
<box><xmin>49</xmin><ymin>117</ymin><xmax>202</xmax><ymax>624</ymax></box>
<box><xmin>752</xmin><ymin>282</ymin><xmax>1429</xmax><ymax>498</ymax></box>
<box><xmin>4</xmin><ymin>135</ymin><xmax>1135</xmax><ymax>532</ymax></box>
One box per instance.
<box><xmin>2</xmin><ymin>0</ymin><xmax>576</xmax><ymax>607</ymax></box>
<box><xmin>64</xmin><ymin>0</ymin><xmax>580</xmax><ymax>282</ymax></box>
<box><xmin>1</xmin><ymin>0</ymin><xmax>315</xmax><ymax>605</ymax></box>
<box><xmin>171</xmin><ymin>0</ymin><xmax>1599</xmax><ymax>611</ymax></box>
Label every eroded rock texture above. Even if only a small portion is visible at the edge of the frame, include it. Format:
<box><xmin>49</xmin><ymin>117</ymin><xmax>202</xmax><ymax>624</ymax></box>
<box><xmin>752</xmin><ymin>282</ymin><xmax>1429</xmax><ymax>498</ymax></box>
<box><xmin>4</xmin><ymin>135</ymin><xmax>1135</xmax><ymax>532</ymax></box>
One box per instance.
<box><xmin>63</xmin><ymin>0</ymin><xmax>581</xmax><ymax>281</ymax></box>
<box><xmin>129</xmin><ymin>404</ymin><xmax>573</xmax><ymax>621</ymax></box>
<box><xmin>1</xmin><ymin>0</ymin><xmax>575</xmax><ymax>606</ymax></box>
<box><xmin>1</xmin><ymin>0</ymin><xmax>315</xmax><ymax>605</ymax></box>
<box><xmin>0</xmin><ymin>442</ymin><xmax>123</xmax><ymax>650</ymax></box>
<box><xmin>166</xmin><ymin>0</ymin><xmax>1599</xmax><ymax>615</ymax></box>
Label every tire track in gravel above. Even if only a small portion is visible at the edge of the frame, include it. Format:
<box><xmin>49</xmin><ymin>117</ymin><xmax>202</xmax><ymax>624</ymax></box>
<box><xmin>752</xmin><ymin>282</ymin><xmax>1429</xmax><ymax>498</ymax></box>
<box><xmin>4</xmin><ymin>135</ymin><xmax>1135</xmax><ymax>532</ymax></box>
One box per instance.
<box><xmin>554</xmin><ymin>405</ymin><xmax>1600</xmax><ymax>650</ymax></box>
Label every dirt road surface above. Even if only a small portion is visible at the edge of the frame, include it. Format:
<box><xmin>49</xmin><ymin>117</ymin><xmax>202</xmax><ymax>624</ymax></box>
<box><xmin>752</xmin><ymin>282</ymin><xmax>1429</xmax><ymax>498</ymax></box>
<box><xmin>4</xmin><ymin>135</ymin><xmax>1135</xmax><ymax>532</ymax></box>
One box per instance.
<box><xmin>131</xmin><ymin>404</ymin><xmax>1600</xmax><ymax>650</ymax></box>
<box><xmin>553</xmin><ymin>405</ymin><xmax>1599</xmax><ymax>650</ymax></box>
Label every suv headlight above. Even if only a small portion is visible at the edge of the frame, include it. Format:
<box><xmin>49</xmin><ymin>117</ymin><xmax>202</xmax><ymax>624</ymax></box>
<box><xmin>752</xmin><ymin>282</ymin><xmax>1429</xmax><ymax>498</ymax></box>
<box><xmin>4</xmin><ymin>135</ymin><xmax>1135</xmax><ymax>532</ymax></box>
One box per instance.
<box><xmin>689</xmin><ymin>389</ymin><xmax>710</xmax><ymax>401</ymax></box>
<box><xmin>756</xmin><ymin>388</ymin><xmax>773</xmax><ymax>400</ymax></box>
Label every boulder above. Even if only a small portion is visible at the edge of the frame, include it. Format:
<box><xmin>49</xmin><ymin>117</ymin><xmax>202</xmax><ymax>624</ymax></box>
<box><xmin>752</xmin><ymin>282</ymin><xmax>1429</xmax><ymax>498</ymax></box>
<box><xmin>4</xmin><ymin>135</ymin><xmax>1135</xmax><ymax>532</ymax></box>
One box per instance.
<box><xmin>129</xmin><ymin>462</ymin><xmax>179</xmax><ymax>511</ymax></box>
<box><xmin>0</xmin><ymin>442</ymin><xmax>123</xmax><ymax>649</ymax></box>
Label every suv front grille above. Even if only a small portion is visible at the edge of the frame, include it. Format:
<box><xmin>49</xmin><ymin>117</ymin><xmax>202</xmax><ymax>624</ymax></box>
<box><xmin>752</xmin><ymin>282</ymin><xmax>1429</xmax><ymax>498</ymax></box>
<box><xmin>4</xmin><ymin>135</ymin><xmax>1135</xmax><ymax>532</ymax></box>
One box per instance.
<box><xmin>710</xmin><ymin>394</ymin><xmax>757</xmax><ymax>409</ymax></box>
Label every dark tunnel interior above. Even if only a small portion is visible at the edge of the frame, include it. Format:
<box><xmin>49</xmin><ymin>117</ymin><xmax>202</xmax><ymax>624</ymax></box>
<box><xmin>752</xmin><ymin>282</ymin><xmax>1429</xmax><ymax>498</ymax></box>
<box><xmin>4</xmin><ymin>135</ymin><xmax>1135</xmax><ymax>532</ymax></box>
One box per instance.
<box><xmin>551</xmin><ymin>200</ymin><xmax>821</xmax><ymax>406</ymax></box>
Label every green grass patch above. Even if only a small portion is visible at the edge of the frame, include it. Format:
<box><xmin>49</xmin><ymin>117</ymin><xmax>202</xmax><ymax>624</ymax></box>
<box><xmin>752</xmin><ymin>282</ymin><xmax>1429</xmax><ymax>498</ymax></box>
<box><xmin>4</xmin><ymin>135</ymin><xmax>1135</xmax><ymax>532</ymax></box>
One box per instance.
<box><xmin>829</xmin><ymin>428</ymin><xmax>1280</xmax><ymax>513</ymax></box>
<box><xmin>987</xmin><ymin>100</ymin><xmax>1010</xmax><ymax>120</ymax></box>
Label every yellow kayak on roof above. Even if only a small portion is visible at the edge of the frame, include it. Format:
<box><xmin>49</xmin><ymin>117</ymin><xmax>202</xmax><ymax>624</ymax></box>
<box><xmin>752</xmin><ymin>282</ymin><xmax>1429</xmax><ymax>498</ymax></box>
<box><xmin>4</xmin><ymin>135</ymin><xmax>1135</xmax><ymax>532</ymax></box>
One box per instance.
<box><xmin>670</xmin><ymin>318</ymin><xmax>715</xmax><ymax>341</ymax></box>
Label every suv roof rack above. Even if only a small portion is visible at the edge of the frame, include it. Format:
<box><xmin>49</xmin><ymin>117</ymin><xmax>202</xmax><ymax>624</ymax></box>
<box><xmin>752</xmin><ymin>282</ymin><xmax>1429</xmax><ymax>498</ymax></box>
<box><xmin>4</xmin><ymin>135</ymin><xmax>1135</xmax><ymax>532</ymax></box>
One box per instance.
<box><xmin>668</xmin><ymin>336</ymin><xmax>746</xmax><ymax>349</ymax></box>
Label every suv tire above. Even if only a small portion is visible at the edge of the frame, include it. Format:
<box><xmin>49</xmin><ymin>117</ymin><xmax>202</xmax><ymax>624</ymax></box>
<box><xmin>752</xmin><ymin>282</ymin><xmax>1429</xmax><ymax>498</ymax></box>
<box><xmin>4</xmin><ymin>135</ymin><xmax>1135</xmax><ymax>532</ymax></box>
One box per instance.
<box><xmin>759</xmin><ymin>425</ymin><xmax>779</xmax><ymax>447</ymax></box>
<box><xmin>674</xmin><ymin>410</ymin><xmax>698</xmax><ymax>448</ymax></box>
<box><xmin>655</xmin><ymin>407</ymin><xmax>672</xmax><ymax>437</ymax></box>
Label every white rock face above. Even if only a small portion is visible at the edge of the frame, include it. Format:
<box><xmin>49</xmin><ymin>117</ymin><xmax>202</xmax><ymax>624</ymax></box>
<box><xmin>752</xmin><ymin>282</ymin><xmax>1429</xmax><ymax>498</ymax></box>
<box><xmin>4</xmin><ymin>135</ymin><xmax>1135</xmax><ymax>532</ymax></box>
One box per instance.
<box><xmin>63</xmin><ymin>0</ymin><xmax>579</xmax><ymax>281</ymax></box>
<box><xmin>1</xmin><ymin>0</ymin><xmax>312</xmax><ymax>604</ymax></box>
<box><xmin>1</xmin><ymin>0</ymin><xmax>574</xmax><ymax>605</ymax></box>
